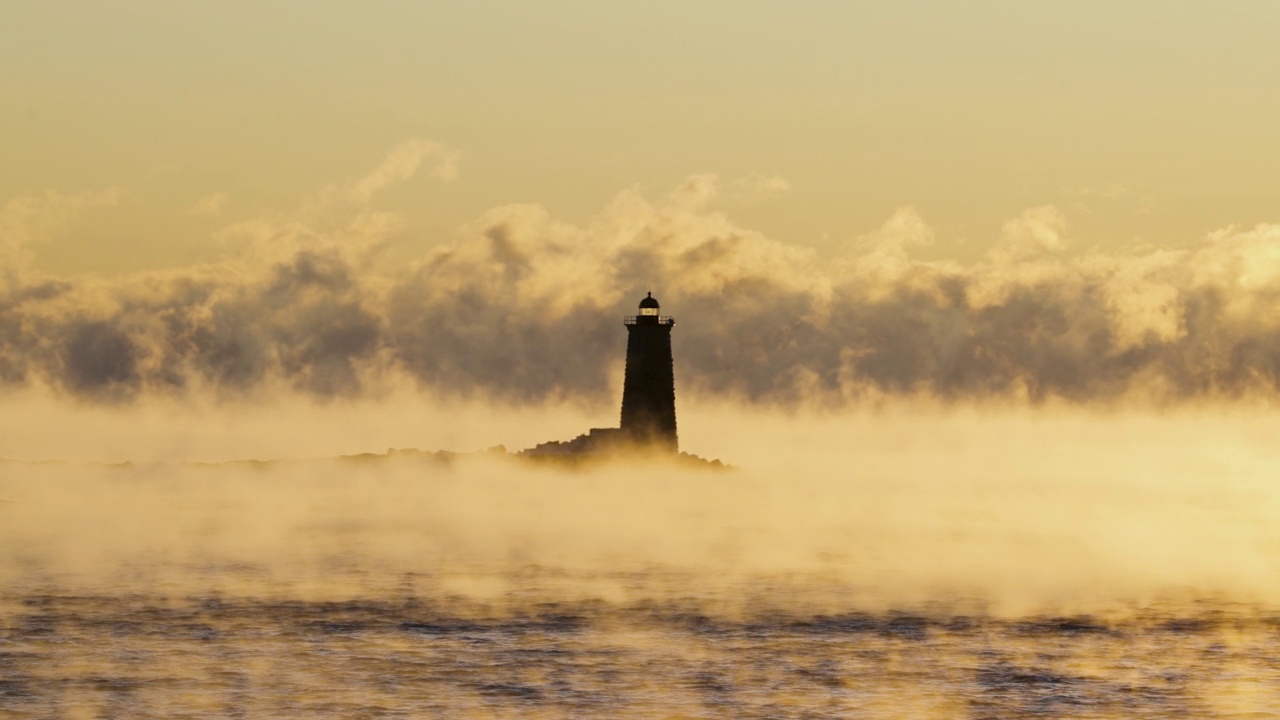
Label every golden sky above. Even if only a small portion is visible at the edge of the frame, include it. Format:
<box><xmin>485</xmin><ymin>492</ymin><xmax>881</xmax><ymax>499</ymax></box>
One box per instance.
<box><xmin>4</xmin><ymin>2</ymin><xmax>1280</xmax><ymax>412</ymax></box>
<box><xmin>5</xmin><ymin>2</ymin><xmax>1280</xmax><ymax>275</ymax></box>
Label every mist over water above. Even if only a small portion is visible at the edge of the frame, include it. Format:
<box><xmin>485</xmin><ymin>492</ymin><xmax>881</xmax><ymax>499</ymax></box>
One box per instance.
<box><xmin>4</xmin><ymin>401</ymin><xmax>1280</xmax><ymax>716</ymax></box>
<box><xmin>9</xmin><ymin>8</ymin><xmax>1280</xmax><ymax>713</ymax></box>
<box><xmin>12</xmin><ymin>178</ymin><xmax>1280</xmax><ymax>411</ymax></box>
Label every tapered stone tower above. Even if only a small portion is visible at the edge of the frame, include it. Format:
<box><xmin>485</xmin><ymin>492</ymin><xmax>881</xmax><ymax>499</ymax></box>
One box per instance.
<box><xmin>620</xmin><ymin>292</ymin><xmax>678</xmax><ymax>452</ymax></box>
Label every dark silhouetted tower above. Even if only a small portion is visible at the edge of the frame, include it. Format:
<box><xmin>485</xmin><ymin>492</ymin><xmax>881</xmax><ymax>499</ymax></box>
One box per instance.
<box><xmin>620</xmin><ymin>292</ymin><xmax>678</xmax><ymax>452</ymax></box>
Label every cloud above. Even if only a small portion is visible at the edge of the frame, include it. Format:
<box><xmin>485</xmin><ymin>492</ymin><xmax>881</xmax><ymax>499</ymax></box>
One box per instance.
<box><xmin>1067</xmin><ymin>184</ymin><xmax>1162</xmax><ymax>218</ymax></box>
<box><xmin>0</xmin><ymin>188</ymin><xmax>125</xmax><ymax>272</ymax></box>
<box><xmin>199</xmin><ymin>139</ymin><xmax>458</xmax><ymax>267</ymax></box>
<box><xmin>58</xmin><ymin>320</ymin><xmax>142</xmax><ymax>399</ymax></box>
<box><xmin>348</xmin><ymin>139</ymin><xmax>460</xmax><ymax>202</ymax></box>
<box><xmin>731</xmin><ymin>172</ymin><xmax>792</xmax><ymax>203</ymax></box>
<box><xmin>839</xmin><ymin>206</ymin><xmax>937</xmax><ymax>301</ymax></box>
<box><xmin>188</xmin><ymin>192</ymin><xmax>231</xmax><ymax>216</ymax></box>
<box><xmin>7</xmin><ymin>171</ymin><xmax>1280</xmax><ymax>407</ymax></box>
<box><xmin>666</xmin><ymin>173</ymin><xmax>720</xmax><ymax>211</ymax></box>
<box><xmin>994</xmin><ymin>205</ymin><xmax>1068</xmax><ymax>260</ymax></box>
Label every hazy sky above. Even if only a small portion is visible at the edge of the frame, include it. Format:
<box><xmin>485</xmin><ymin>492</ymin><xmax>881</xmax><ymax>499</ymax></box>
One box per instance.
<box><xmin>5</xmin><ymin>2</ymin><xmax>1280</xmax><ymax>412</ymax></box>
<box><xmin>5</xmin><ymin>2</ymin><xmax>1280</xmax><ymax>275</ymax></box>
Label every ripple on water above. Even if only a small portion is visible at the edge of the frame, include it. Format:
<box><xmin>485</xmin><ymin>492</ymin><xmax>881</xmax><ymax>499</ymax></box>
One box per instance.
<box><xmin>1</xmin><ymin>592</ymin><xmax>1277</xmax><ymax>718</ymax></box>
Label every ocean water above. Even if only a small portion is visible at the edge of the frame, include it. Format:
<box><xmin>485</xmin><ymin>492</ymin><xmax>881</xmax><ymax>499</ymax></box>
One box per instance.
<box><xmin>3</xmin><ymin>581</ymin><xmax>1279</xmax><ymax>718</ymax></box>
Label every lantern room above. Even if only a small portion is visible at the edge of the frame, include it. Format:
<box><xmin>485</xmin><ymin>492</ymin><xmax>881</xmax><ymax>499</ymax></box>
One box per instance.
<box><xmin>626</xmin><ymin>292</ymin><xmax>673</xmax><ymax>326</ymax></box>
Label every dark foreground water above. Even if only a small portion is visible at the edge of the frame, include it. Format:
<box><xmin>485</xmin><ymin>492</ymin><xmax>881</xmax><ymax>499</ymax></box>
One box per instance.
<box><xmin>3</xmin><ymin>586</ymin><xmax>1279</xmax><ymax>719</ymax></box>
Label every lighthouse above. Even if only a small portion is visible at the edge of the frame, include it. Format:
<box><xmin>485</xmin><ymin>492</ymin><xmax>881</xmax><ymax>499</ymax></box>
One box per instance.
<box><xmin>620</xmin><ymin>292</ymin><xmax>678</xmax><ymax>452</ymax></box>
<box><xmin>521</xmin><ymin>291</ymin><xmax>713</xmax><ymax>462</ymax></box>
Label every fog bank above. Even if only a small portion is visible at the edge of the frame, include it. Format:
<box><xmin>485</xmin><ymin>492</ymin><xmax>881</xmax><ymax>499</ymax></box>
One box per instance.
<box><xmin>8</xmin><ymin>178</ymin><xmax>1280</xmax><ymax>408</ymax></box>
<box><xmin>4</xmin><ymin>405</ymin><xmax>1279</xmax><ymax>617</ymax></box>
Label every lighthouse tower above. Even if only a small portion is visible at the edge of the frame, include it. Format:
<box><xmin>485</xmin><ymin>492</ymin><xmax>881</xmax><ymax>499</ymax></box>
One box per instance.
<box><xmin>620</xmin><ymin>292</ymin><xmax>678</xmax><ymax>452</ymax></box>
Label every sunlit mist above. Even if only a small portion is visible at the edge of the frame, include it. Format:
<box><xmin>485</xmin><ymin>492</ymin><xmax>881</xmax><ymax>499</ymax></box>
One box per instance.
<box><xmin>7</xmin><ymin>3</ymin><xmax>1280</xmax><ymax>716</ymax></box>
